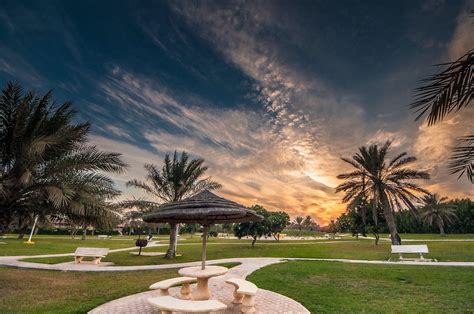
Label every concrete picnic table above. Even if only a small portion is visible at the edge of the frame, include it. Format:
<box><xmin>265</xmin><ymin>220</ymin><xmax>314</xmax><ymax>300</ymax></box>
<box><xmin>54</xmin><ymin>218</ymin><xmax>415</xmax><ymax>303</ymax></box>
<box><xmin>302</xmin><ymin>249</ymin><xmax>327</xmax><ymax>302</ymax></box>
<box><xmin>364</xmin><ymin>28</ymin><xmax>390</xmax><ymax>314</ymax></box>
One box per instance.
<box><xmin>178</xmin><ymin>265</ymin><xmax>228</xmax><ymax>300</ymax></box>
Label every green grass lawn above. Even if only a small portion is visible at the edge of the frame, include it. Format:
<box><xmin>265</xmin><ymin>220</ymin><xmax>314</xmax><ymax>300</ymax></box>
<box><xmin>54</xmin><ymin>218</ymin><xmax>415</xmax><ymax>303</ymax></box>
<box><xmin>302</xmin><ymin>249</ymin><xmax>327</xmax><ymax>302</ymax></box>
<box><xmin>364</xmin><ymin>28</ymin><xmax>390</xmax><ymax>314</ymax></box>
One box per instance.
<box><xmin>0</xmin><ymin>235</ymin><xmax>140</xmax><ymax>256</ymax></box>
<box><xmin>0</xmin><ymin>262</ymin><xmax>239</xmax><ymax>313</ymax></box>
<box><xmin>282</xmin><ymin>229</ymin><xmax>324</xmax><ymax>237</ymax></box>
<box><xmin>21</xmin><ymin>237</ymin><xmax>474</xmax><ymax>265</ymax></box>
<box><xmin>248</xmin><ymin>261</ymin><xmax>474</xmax><ymax>313</ymax></box>
<box><xmin>382</xmin><ymin>233</ymin><xmax>474</xmax><ymax>240</ymax></box>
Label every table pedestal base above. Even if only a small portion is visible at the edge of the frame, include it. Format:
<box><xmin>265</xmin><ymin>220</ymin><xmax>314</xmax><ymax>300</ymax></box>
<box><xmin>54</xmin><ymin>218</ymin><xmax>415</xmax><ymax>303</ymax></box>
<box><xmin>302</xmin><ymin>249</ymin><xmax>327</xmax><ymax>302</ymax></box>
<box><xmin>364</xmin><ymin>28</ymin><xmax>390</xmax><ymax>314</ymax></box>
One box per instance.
<box><xmin>192</xmin><ymin>277</ymin><xmax>211</xmax><ymax>300</ymax></box>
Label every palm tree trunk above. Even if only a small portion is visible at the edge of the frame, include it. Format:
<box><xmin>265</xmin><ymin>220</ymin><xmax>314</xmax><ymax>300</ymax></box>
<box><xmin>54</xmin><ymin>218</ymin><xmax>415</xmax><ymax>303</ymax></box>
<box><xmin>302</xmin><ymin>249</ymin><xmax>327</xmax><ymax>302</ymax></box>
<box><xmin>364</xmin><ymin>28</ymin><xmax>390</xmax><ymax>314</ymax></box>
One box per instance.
<box><xmin>165</xmin><ymin>223</ymin><xmax>178</xmax><ymax>258</ymax></box>
<box><xmin>381</xmin><ymin>191</ymin><xmax>401</xmax><ymax>245</ymax></box>
<box><xmin>0</xmin><ymin>213</ymin><xmax>12</xmax><ymax>235</ymax></box>
<box><xmin>437</xmin><ymin>219</ymin><xmax>445</xmax><ymax>235</ymax></box>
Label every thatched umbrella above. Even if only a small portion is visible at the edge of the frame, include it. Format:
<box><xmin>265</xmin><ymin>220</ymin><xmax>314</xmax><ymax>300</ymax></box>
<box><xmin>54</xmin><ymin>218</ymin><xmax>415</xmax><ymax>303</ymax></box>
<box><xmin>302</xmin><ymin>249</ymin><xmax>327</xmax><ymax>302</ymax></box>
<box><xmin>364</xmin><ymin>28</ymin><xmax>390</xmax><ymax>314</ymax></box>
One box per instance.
<box><xmin>143</xmin><ymin>190</ymin><xmax>263</xmax><ymax>269</ymax></box>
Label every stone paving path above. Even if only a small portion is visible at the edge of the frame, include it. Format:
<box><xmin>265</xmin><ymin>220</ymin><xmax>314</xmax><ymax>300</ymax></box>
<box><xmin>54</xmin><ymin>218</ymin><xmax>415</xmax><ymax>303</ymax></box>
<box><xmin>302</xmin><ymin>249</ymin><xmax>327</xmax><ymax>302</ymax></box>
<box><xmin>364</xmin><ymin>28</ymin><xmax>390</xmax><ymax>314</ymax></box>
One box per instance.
<box><xmin>89</xmin><ymin>258</ymin><xmax>310</xmax><ymax>314</ymax></box>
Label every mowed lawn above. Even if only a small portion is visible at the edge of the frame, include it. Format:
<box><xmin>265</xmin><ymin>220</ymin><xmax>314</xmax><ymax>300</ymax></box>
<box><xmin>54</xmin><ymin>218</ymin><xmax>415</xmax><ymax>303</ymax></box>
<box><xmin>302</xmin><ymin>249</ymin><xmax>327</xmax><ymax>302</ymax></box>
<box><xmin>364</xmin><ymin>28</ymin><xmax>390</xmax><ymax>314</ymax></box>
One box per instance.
<box><xmin>0</xmin><ymin>263</ymin><xmax>240</xmax><ymax>313</ymax></box>
<box><xmin>20</xmin><ymin>236</ymin><xmax>474</xmax><ymax>265</ymax></box>
<box><xmin>0</xmin><ymin>235</ymin><xmax>144</xmax><ymax>256</ymax></box>
<box><xmin>1</xmin><ymin>261</ymin><xmax>472</xmax><ymax>313</ymax></box>
<box><xmin>248</xmin><ymin>261</ymin><xmax>474</xmax><ymax>313</ymax></box>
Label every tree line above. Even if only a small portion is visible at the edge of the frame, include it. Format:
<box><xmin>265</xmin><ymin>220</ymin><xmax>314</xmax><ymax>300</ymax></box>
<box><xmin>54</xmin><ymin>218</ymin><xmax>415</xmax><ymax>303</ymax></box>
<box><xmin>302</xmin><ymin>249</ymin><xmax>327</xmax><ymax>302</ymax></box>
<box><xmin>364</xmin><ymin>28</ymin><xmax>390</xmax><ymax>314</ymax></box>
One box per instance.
<box><xmin>332</xmin><ymin>198</ymin><xmax>474</xmax><ymax>243</ymax></box>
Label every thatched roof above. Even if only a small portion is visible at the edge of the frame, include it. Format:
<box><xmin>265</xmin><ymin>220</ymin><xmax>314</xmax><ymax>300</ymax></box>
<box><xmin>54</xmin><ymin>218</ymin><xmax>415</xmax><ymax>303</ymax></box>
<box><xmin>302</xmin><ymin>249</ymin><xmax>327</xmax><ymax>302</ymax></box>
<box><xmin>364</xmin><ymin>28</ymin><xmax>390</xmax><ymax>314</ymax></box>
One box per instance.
<box><xmin>142</xmin><ymin>190</ymin><xmax>263</xmax><ymax>225</ymax></box>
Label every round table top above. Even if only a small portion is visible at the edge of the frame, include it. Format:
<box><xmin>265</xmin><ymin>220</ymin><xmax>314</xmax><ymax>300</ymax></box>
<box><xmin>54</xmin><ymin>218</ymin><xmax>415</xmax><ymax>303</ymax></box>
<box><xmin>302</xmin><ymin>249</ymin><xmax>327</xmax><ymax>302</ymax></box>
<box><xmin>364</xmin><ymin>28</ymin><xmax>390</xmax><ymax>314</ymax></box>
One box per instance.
<box><xmin>178</xmin><ymin>265</ymin><xmax>228</xmax><ymax>278</ymax></box>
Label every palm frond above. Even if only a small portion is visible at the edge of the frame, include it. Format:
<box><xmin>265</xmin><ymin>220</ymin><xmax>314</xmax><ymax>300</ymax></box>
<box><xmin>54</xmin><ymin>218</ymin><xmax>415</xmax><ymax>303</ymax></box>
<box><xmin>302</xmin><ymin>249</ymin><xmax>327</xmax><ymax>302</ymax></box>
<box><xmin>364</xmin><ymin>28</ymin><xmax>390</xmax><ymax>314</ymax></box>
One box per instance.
<box><xmin>448</xmin><ymin>135</ymin><xmax>474</xmax><ymax>183</ymax></box>
<box><xmin>410</xmin><ymin>50</ymin><xmax>473</xmax><ymax>125</ymax></box>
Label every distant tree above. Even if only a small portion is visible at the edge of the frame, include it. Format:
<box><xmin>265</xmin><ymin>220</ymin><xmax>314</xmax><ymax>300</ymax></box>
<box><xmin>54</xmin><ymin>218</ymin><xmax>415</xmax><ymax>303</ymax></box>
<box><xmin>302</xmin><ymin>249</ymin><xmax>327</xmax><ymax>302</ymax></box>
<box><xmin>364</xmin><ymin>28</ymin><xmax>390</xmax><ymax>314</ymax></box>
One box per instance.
<box><xmin>233</xmin><ymin>205</ymin><xmax>269</xmax><ymax>247</ymax></box>
<box><xmin>336</xmin><ymin>141</ymin><xmax>430</xmax><ymax>245</ymax></box>
<box><xmin>268</xmin><ymin>211</ymin><xmax>290</xmax><ymax>240</ymax></box>
<box><xmin>68</xmin><ymin>203</ymin><xmax>120</xmax><ymax>240</ymax></box>
<box><xmin>302</xmin><ymin>215</ymin><xmax>313</xmax><ymax>229</ymax></box>
<box><xmin>124</xmin><ymin>151</ymin><xmax>221</xmax><ymax>258</ymax></box>
<box><xmin>122</xmin><ymin>210</ymin><xmax>143</xmax><ymax>235</ymax></box>
<box><xmin>221</xmin><ymin>223</ymin><xmax>233</xmax><ymax>236</ymax></box>
<box><xmin>335</xmin><ymin>203</ymin><xmax>384</xmax><ymax>245</ymax></box>
<box><xmin>293</xmin><ymin>216</ymin><xmax>304</xmax><ymax>231</ymax></box>
<box><xmin>420</xmin><ymin>194</ymin><xmax>457</xmax><ymax>235</ymax></box>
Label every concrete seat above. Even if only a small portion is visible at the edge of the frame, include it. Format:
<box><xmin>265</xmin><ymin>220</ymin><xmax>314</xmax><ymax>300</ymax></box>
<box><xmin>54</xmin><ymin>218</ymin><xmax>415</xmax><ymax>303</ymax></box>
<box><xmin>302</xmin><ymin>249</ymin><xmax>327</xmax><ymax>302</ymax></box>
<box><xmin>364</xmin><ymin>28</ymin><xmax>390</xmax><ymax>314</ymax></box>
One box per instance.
<box><xmin>391</xmin><ymin>244</ymin><xmax>434</xmax><ymax>262</ymax></box>
<box><xmin>148</xmin><ymin>295</ymin><xmax>227</xmax><ymax>314</ymax></box>
<box><xmin>225</xmin><ymin>278</ymin><xmax>258</xmax><ymax>313</ymax></box>
<box><xmin>149</xmin><ymin>277</ymin><xmax>197</xmax><ymax>300</ymax></box>
<box><xmin>74</xmin><ymin>247</ymin><xmax>109</xmax><ymax>264</ymax></box>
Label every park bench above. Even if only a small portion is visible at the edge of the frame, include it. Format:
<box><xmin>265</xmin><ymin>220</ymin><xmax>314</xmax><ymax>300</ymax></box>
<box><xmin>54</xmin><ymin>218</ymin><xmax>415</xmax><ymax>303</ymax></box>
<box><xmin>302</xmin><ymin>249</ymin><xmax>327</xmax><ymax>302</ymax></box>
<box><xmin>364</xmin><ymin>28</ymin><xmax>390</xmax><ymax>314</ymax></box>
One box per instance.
<box><xmin>149</xmin><ymin>277</ymin><xmax>197</xmax><ymax>299</ymax></box>
<box><xmin>391</xmin><ymin>245</ymin><xmax>434</xmax><ymax>262</ymax></box>
<box><xmin>148</xmin><ymin>296</ymin><xmax>227</xmax><ymax>314</ymax></box>
<box><xmin>97</xmin><ymin>235</ymin><xmax>111</xmax><ymax>239</ymax></box>
<box><xmin>74</xmin><ymin>247</ymin><xmax>109</xmax><ymax>264</ymax></box>
<box><xmin>225</xmin><ymin>278</ymin><xmax>258</xmax><ymax>313</ymax></box>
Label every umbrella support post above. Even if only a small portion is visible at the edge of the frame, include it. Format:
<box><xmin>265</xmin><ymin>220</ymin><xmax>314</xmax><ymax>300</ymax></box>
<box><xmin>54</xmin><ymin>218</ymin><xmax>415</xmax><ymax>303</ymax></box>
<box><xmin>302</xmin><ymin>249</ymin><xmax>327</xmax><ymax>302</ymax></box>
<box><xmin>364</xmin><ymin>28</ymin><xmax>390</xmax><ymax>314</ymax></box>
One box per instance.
<box><xmin>201</xmin><ymin>225</ymin><xmax>208</xmax><ymax>270</ymax></box>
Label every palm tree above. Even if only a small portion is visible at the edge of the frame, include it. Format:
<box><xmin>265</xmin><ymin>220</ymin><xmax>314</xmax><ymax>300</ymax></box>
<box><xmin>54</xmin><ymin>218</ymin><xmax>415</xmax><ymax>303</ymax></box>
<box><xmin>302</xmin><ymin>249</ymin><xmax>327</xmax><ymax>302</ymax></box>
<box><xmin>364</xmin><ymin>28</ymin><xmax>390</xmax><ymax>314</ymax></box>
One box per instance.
<box><xmin>420</xmin><ymin>194</ymin><xmax>457</xmax><ymax>235</ymax></box>
<box><xmin>303</xmin><ymin>215</ymin><xmax>313</xmax><ymax>229</ymax></box>
<box><xmin>0</xmin><ymin>82</ymin><xmax>126</xmax><ymax>233</ymax></box>
<box><xmin>125</xmin><ymin>151</ymin><xmax>221</xmax><ymax>258</ymax></box>
<box><xmin>336</xmin><ymin>141</ymin><xmax>430</xmax><ymax>245</ymax></box>
<box><xmin>122</xmin><ymin>210</ymin><xmax>143</xmax><ymax>235</ymax></box>
<box><xmin>293</xmin><ymin>216</ymin><xmax>304</xmax><ymax>231</ymax></box>
<box><xmin>410</xmin><ymin>48</ymin><xmax>473</xmax><ymax>182</ymax></box>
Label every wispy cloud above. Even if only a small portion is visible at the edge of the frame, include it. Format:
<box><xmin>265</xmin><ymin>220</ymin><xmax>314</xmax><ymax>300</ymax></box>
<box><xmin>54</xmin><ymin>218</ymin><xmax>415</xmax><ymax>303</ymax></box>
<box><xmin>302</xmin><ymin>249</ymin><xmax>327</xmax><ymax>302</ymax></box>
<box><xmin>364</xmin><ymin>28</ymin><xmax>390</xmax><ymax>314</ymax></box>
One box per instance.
<box><xmin>92</xmin><ymin>66</ymin><xmax>348</xmax><ymax>224</ymax></box>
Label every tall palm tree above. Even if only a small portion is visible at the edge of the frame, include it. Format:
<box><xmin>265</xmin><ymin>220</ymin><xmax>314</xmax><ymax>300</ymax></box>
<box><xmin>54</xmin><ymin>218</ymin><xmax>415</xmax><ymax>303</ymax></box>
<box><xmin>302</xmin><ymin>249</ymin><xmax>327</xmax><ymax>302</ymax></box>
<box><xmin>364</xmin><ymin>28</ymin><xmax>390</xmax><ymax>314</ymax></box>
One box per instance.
<box><xmin>336</xmin><ymin>141</ymin><xmax>430</xmax><ymax>245</ymax></box>
<box><xmin>125</xmin><ymin>151</ymin><xmax>221</xmax><ymax>258</ymax></box>
<box><xmin>293</xmin><ymin>216</ymin><xmax>304</xmax><ymax>231</ymax></box>
<box><xmin>410</xmin><ymin>48</ymin><xmax>473</xmax><ymax>182</ymax></box>
<box><xmin>303</xmin><ymin>215</ymin><xmax>314</xmax><ymax>229</ymax></box>
<box><xmin>420</xmin><ymin>194</ymin><xmax>457</xmax><ymax>235</ymax></box>
<box><xmin>0</xmin><ymin>82</ymin><xmax>126</xmax><ymax>233</ymax></box>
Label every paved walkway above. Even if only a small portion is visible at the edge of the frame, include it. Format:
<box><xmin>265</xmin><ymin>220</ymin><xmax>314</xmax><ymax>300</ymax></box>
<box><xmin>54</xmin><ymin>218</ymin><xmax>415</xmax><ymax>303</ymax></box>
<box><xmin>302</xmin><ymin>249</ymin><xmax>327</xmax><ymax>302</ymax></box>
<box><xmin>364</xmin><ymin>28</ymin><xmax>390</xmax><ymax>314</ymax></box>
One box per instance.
<box><xmin>89</xmin><ymin>258</ymin><xmax>310</xmax><ymax>314</ymax></box>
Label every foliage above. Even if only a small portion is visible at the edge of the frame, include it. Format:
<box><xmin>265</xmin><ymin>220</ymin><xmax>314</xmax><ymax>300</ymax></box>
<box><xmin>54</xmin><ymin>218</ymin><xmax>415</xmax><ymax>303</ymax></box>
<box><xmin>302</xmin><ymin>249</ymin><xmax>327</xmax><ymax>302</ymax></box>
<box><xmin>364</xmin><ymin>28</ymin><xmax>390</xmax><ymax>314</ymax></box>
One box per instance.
<box><xmin>419</xmin><ymin>194</ymin><xmax>457</xmax><ymax>235</ymax></box>
<box><xmin>336</xmin><ymin>141</ymin><xmax>429</xmax><ymax>245</ymax></box>
<box><xmin>335</xmin><ymin>203</ymin><xmax>385</xmax><ymax>244</ymax></box>
<box><xmin>395</xmin><ymin>198</ymin><xmax>474</xmax><ymax>234</ymax></box>
<box><xmin>448</xmin><ymin>135</ymin><xmax>474</xmax><ymax>182</ymax></box>
<box><xmin>180</xmin><ymin>223</ymin><xmax>199</xmax><ymax>234</ymax></box>
<box><xmin>233</xmin><ymin>205</ymin><xmax>269</xmax><ymax>247</ymax></box>
<box><xmin>233</xmin><ymin>205</ymin><xmax>289</xmax><ymax>246</ymax></box>
<box><xmin>268</xmin><ymin>211</ymin><xmax>290</xmax><ymax>240</ymax></box>
<box><xmin>292</xmin><ymin>216</ymin><xmax>304</xmax><ymax>230</ymax></box>
<box><xmin>0</xmin><ymin>82</ymin><xmax>126</xmax><ymax>234</ymax></box>
<box><xmin>124</xmin><ymin>150</ymin><xmax>221</xmax><ymax>258</ymax></box>
<box><xmin>410</xmin><ymin>47</ymin><xmax>473</xmax><ymax>182</ymax></box>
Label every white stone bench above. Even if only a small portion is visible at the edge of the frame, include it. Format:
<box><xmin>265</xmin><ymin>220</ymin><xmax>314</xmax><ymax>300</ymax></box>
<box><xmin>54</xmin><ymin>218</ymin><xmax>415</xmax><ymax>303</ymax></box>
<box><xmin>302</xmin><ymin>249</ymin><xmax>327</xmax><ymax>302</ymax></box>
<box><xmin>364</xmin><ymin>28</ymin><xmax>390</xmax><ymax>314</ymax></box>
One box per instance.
<box><xmin>97</xmin><ymin>235</ymin><xmax>111</xmax><ymax>239</ymax></box>
<box><xmin>391</xmin><ymin>245</ymin><xmax>433</xmax><ymax>262</ymax></box>
<box><xmin>149</xmin><ymin>277</ymin><xmax>197</xmax><ymax>300</ymax></box>
<box><xmin>74</xmin><ymin>247</ymin><xmax>109</xmax><ymax>264</ymax></box>
<box><xmin>225</xmin><ymin>278</ymin><xmax>258</xmax><ymax>313</ymax></box>
<box><xmin>148</xmin><ymin>295</ymin><xmax>227</xmax><ymax>314</ymax></box>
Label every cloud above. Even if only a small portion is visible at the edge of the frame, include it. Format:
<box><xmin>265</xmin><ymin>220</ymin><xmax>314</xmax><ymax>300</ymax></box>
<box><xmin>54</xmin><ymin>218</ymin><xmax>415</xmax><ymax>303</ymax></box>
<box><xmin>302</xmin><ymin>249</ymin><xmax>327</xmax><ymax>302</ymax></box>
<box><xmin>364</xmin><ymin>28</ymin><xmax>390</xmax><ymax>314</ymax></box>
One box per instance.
<box><xmin>92</xmin><ymin>65</ymin><xmax>349</xmax><ymax>224</ymax></box>
<box><xmin>94</xmin><ymin>1</ymin><xmax>472</xmax><ymax>224</ymax></box>
<box><xmin>447</xmin><ymin>7</ymin><xmax>474</xmax><ymax>60</ymax></box>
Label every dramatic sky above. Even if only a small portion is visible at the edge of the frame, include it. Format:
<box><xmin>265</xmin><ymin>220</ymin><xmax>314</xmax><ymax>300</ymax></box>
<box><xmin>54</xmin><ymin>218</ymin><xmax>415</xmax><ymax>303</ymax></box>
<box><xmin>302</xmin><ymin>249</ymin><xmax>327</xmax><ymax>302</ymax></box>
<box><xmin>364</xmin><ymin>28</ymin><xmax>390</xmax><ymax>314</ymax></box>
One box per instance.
<box><xmin>0</xmin><ymin>0</ymin><xmax>472</xmax><ymax>224</ymax></box>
